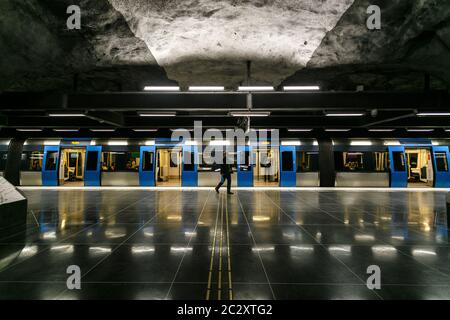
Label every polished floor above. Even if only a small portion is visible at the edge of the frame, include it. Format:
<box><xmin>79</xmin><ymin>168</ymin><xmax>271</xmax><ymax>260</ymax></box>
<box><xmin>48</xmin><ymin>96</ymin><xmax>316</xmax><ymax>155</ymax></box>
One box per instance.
<box><xmin>0</xmin><ymin>188</ymin><xmax>449</xmax><ymax>300</ymax></box>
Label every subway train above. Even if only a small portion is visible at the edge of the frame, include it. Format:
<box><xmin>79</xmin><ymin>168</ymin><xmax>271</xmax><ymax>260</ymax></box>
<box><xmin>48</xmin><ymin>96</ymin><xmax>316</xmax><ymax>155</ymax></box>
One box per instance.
<box><xmin>1</xmin><ymin>137</ymin><xmax>450</xmax><ymax>188</ymax></box>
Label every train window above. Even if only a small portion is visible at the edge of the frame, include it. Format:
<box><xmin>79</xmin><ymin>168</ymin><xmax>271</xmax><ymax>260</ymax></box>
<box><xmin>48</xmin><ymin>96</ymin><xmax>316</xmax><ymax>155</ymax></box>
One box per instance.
<box><xmin>183</xmin><ymin>151</ymin><xmax>195</xmax><ymax>171</ymax></box>
<box><xmin>435</xmin><ymin>152</ymin><xmax>448</xmax><ymax>172</ymax></box>
<box><xmin>0</xmin><ymin>152</ymin><xmax>7</xmax><ymax>171</ymax></box>
<box><xmin>296</xmin><ymin>151</ymin><xmax>319</xmax><ymax>172</ymax></box>
<box><xmin>142</xmin><ymin>151</ymin><xmax>154</xmax><ymax>171</ymax></box>
<box><xmin>20</xmin><ymin>151</ymin><xmax>43</xmax><ymax>171</ymax></box>
<box><xmin>392</xmin><ymin>152</ymin><xmax>406</xmax><ymax>171</ymax></box>
<box><xmin>335</xmin><ymin>152</ymin><xmax>389</xmax><ymax>172</ymax></box>
<box><xmin>86</xmin><ymin>151</ymin><xmax>99</xmax><ymax>171</ymax></box>
<box><xmin>45</xmin><ymin>151</ymin><xmax>58</xmax><ymax>170</ymax></box>
<box><xmin>101</xmin><ymin>152</ymin><xmax>140</xmax><ymax>172</ymax></box>
<box><xmin>282</xmin><ymin>151</ymin><xmax>294</xmax><ymax>171</ymax></box>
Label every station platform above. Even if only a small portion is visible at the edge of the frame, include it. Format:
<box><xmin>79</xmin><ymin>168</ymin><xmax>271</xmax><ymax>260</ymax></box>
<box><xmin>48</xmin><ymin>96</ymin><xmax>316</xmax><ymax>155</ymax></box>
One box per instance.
<box><xmin>0</xmin><ymin>188</ymin><xmax>449</xmax><ymax>300</ymax></box>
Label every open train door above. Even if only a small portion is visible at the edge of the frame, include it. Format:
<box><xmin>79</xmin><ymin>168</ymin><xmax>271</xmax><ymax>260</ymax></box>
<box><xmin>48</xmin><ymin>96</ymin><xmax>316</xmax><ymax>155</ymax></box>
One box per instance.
<box><xmin>388</xmin><ymin>145</ymin><xmax>407</xmax><ymax>188</ymax></box>
<box><xmin>42</xmin><ymin>145</ymin><xmax>60</xmax><ymax>186</ymax></box>
<box><xmin>84</xmin><ymin>145</ymin><xmax>102</xmax><ymax>186</ymax></box>
<box><xmin>432</xmin><ymin>146</ymin><xmax>450</xmax><ymax>188</ymax></box>
<box><xmin>139</xmin><ymin>145</ymin><xmax>156</xmax><ymax>186</ymax></box>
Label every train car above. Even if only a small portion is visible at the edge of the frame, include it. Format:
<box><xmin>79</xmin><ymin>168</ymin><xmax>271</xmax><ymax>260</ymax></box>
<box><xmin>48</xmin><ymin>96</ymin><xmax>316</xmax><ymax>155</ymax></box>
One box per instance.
<box><xmin>13</xmin><ymin>137</ymin><xmax>450</xmax><ymax>188</ymax></box>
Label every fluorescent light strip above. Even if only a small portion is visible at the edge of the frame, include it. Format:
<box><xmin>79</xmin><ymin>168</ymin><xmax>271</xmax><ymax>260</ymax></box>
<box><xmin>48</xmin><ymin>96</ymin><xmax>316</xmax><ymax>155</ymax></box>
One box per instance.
<box><xmin>417</xmin><ymin>113</ymin><xmax>450</xmax><ymax>116</ymax></box>
<box><xmin>107</xmin><ymin>140</ymin><xmax>128</xmax><ymax>146</ymax></box>
<box><xmin>407</xmin><ymin>129</ymin><xmax>434</xmax><ymax>132</ymax></box>
<box><xmin>238</xmin><ymin>86</ymin><xmax>274</xmax><ymax>91</ymax></box>
<box><xmin>139</xmin><ymin>112</ymin><xmax>176</xmax><ymax>117</ymax></box>
<box><xmin>326</xmin><ymin>113</ymin><xmax>365</xmax><ymax>117</ymax></box>
<box><xmin>351</xmin><ymin>141</ymin><xmax>372</xmax><ymax>146</ymax></box>
<box><xmin>230</xmin><ymin>112</ymin><xmax>270</xmax><ymax>117</ymax></box>
<box><xmin>281</xmin><ymin>140</ymin><xmax>301</xmax><ymax>146</ymax></box>
<box><xmin>16</xmin><ymin>129</ymin><xmax>42</xmax><ymax>132</ymax></box>
<box><xmin>143</xmin><ymin>86</ymin><xmax>180</xmax><ymax>91</ymax></box>
<box><xmin>90</xmin><ymin>129</ymin><xmax>116</xmax><ymax>132</ymax></box>
<box><xmin>188</xmin><ymin>86</ymin><xmax>225</xmax><ymax>91</ymax></box>
<box><xmin>283</xmin><ymin>86</ymin><xmax>320</xmax><ymax>91</ymax></box>
<box><xmin>132</xmin><ymin>129</ymin><xmax>158</xmax><ymax>132</ymax></box>
<box><xmin>368</xmin><ymin>129</ymin><xmax>395</xmax><ymax>132</ymax></box>
<box><xmin>288</xmin><ymin>129</ymin><xmax>313</xmax><ymax>132</ymax></box>
<box><xmin>209</xmin><ymin>140</ymin><xmax>231</xmax><ymax>146</ymax></box>
<box><xmin>145</xmin><ymin>140</ymin><xmax>155</xmax><ymax>146</ymax></box>
<box><xmin>53</xmin><ymin>129</ymin><xmax>79</xmax><ymax>132</ymax></box>
<box><xmin>48</xmin><ymin>113</ymin><xmax>85</xmax><ymax>117</ymax></box>
<box><xmin>325</xmin><ymin>129</ymin><xmax>351</xmax><ymax>132</ymax></box>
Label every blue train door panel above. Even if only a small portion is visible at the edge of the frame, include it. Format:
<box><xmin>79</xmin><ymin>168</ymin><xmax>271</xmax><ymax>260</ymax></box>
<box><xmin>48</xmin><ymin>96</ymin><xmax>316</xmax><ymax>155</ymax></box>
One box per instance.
<box><xmin>388</xmin><ymin>146</ymin><xmax>407</xmax><ymax>188</ymax></box>
<box><xmin>432</xmin><ymin>146</ymin><xmax>450</xmax><ymax>188</ymax></box>
<box><xmin>237</xmin><ymin>145</ymin><xmax>253</xmax><ymax>187</ymax></box>
<box><xmin>280</xmin><ymin>146</ymin><xmax>296</xmax><ymax>187</ymax></box>
<box><xmin>182</xmin><ymin>145</ymin><xmax>198</xmax><ymax>187</ymax></box>
<box><xmin>42</xmin><ymin>146</ymin><xmax>60</xmax><ymax>186</ymax></box>
<box><xmin>84</xmin><ymin>146</ymin><xmax>102</xmax><ymax>186</ymax></box>
<box><xmin>139</xmin><ymin>146</ymin><xmax>156</xmax><ymax>186</ymax></box>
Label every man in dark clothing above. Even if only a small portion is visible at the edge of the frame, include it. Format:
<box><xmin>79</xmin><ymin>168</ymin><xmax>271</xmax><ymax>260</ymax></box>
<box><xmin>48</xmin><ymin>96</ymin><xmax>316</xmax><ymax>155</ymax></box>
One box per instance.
<box><xmin>215</xmin><ymin>155</ymin><xmax>233</xmax><ymax>194</ymax></box>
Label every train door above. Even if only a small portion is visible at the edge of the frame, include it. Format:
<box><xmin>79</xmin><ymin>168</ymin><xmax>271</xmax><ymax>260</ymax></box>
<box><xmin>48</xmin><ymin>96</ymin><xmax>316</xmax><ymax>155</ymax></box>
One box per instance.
<box><xmin>182</xmin><ymin>144</ymin><xmax>198</xmax><ymax>187</ymax></box>
<box><xmin>84</xmin><ymin>146</ymin><xmax>102</xmax><ymax>186</ymax></box>
<box><xmin>42</xmin><ymin>146</ymin><xmax>60</xmax><ymax>186</ymax></box>
<box><xmin>156</xmin><ymin>147</ymin><xmax>182</xmax><ymax>186</ymax></box>
<box><xmin>388</xmin><ymin>146</ymin><xmax>407</xmax><ymax>188</ymax></box>
<box><xmin>432</xmin><ymin>146</ymin><xmax>450</xmax><ymax>188</ymax></box>
<box><xmin>405</xmin><ymin>148</ymin><xmax>434</xmax><ymax>188</ymax></box>
<box><xmin>139</xmin><ymin>146</ymin><xmax>156</xmax><ymax>186</ymax></box>
<box><xmin>237</xmin><ymin>145</ymin><xmax>253</xmax><ymax>187</ymax></box>
<box><xmin>253</xmin><ymin>147</ymin><xmax>279</xmax><ymax>186</ymax></box>
<box><xmin>59</xmin><ymin>148</ymin><xmax>86</xmax><ymax>186</ymax></box>
<box><xmin>280</xmin><ymin>146</ymin><xmax>296</xmax><ymax>187</ymax></box>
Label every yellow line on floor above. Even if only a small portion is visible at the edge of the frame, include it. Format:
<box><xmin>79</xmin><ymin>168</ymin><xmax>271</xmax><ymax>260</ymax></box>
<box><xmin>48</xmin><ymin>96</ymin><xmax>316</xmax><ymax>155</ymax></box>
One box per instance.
<box><xmin>218</xmin><ymin>193</ymin><xmax>224</xmax><ymax>300</ymax></box>
<box><xmin>226</xmin><ymin>194</ymin><xmax>233</xmax><ymax>300</ymax></box>
<box><xmin>206</xmin><ymin>193</ymin><xmax>221</xmax><ymax>300</ymax></box>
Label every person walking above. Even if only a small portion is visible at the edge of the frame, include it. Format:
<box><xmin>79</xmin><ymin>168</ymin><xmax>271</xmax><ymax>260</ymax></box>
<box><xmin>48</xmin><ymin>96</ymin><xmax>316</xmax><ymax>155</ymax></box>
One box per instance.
<box><xmin>215</xmin><ymin>155</ymin><xmax>233</xmax><ymax>195</ymax></box>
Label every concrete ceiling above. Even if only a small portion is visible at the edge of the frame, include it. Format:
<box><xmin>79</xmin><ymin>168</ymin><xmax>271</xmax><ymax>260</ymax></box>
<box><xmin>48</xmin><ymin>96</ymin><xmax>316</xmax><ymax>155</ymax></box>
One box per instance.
<box><xmin>0</xmin><ymin>0</ymin><xmax>449</xmax><ymax>92</ymax></box>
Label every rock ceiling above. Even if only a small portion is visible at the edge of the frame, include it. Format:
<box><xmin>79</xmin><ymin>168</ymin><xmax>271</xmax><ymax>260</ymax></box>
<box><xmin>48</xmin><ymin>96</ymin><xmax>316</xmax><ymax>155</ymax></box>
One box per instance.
<box><xmin>0</xmin><ymin>0</ymin><xmax>449</xmax><ymax>92</ymax></box>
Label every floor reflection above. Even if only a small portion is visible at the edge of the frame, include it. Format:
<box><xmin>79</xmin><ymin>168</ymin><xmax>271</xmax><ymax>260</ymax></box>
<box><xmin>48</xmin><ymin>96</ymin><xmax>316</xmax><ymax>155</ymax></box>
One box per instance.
<box><xmin>0</xmin><ymin>189</ymin><xmax>449</xmax><ymax>300</ymax></box>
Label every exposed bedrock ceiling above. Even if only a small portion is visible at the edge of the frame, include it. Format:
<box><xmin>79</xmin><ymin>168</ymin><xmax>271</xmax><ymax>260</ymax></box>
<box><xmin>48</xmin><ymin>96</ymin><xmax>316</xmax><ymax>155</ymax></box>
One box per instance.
<box><xmin>0</xmin><ymin>0</ymin><xmax>449</xmax><ymax>92</ymax></box>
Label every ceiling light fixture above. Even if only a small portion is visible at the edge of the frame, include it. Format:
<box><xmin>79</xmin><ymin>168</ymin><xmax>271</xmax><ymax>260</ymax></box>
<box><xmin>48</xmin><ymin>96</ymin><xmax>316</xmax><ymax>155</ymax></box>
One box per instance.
<box><xmin>237</xmin><ymin>86</ymin><xmax>274</xmax><ymax>92</ymax></box>
<box><xmin>229</xmin><ymin>112</ymin><xmax>270</xmax><ymax>117</ymax></box>
<box><xmin>188</xmin><ymin>86</ymin><xmax>225</xmax><ymax>91</ymax></box>
<box><xmin>138</xmin><ymin>112</ymin><xmax>176</xmax><ymax>117</ymax></box>
<box><xmin>90</xmin><ymin>129</ymin><xmax>116</xmax><ymax>132</ymax></box>
<box><xmin>143</xmin><ymin>86</ymin><xmax>180</xmax><ymax>91</ymax></box>
<box><xmin>16</xmin><ymin>128</ymin><xmax>43</xmax><ymax>132</ymax></box>
<box><xmin>407</xmin><ymin>129</ymin><xmax>434</xmax><ymax>132</ymax></box>
<box><xmin>132</xmin><ymin>129</ymin><xmax>158</xmax><ymax>132</ymax></box>
<box><xmin>416</xmin><ymin>112</ymin><xmax>450</xmax><ymax>116</ymax></box>
<box><xmin>283</xmin><ymin>86</ymin><xmax>320</xmax><ymax>91</ymax></box>
<box><xmin>53</xmin><ymin>129</ymin><xmax>80</xmax><ymax>132</ymax></box>
<box><xmin>48</xmin><ymin>113</ymin><xmax>85</xmax><ymax>117</ymax></box>
<box><xmin>326</xmin><ymin>112</ymin><xmax>365</xmax><ymax>117</ymax></box>
<box><xmin>368</xmin><ymin>129</ymin><xmax>395</xmax><ymax>132</ymax></box>
<box><xmin>325</xmin><ymin>129</ymin><xmax>351</xmax><ymax>132</ymax></box>
<box><xmin>288</xmin><ymin>129</ymin><xmax>313</xmax><ymax>132</ymax></box>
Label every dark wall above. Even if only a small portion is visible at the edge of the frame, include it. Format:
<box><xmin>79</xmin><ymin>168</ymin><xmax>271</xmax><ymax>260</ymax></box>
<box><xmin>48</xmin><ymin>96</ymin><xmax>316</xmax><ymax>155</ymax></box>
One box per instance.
<box><xmin>318</xmin><ymin>138</ymin><xmax>335</xmax><ymax>187</ymax></box>
<box><xmin>4</xmin><ymin>138</ymin><xmax>25</xmax><ymax>186</ymax></box>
